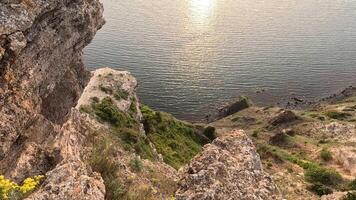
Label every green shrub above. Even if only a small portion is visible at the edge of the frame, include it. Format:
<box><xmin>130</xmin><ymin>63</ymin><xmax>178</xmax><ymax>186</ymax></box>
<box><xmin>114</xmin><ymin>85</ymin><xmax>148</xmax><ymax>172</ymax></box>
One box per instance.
<box><xmin>89</xmin><ymin>98</ymin><xmax>155</xmax><ymax>160</ymax></box>
<box><xmin>252</xmin><ymin>130</ymin><xmax>259</xmax><ymax>138</ymax></box>
<box><xmin>141</xmin><ymin>105</ymin><xmax>205</xmax><ymax>169</ymax></box>
<box><xmin>326</xmin><ymin>111</ymin><xmax>352</xmax><ymax>120</ymax></box>
<box><xmin>203</xmin><ymin>126</ymin><xmax>217</xmax><ymax>141</ymax></box>
<box><xmin>90</xmin><ymin>139</ymin><xmax>126</xmax><ymax>200</ymax></box>
<box><xmin>320</xmin><ymin>148</ymin><xmax>332</xmax><ymax>162</ymax></box>
<box><xmin>114</xmin><ymin>89</ymin><xmax>129</xmax><ymax>100</ymax></box>
<box><xmin>92</xmin><ymin>97</ymin><xmax>132</xmax><ymax>127</ymax></box>
<box><xmin>343</xmin><ymin>192</ymin><xmax>356</xmax><ymax>200</ymax></box>
<box><xmin>99</xmin><ymin>85</ymin><xmax>113</xmax><ymax>94</ymax></box>
<box><xmin>307</xmin><ymin>183</ymin><xmax>333</xmax><ymax>196</ymax></box>
<box><xmin>231</xmin><ymin>116</ymin><xmax>240</xmax><ymax>122</ymax></box>
<box><xmin>347</xmin><ymin>179</ymin><xmax>356</xmax><ymax>190</ymax></box>
<box><xmin>305</xmin><ymin>166</ymin><xmax>342</xmax><ymax>186</ymax></box>
<box><xmin>130</xmin><ymin>157</ymin><xmax>143</xmax><ymax>172</ymax></box>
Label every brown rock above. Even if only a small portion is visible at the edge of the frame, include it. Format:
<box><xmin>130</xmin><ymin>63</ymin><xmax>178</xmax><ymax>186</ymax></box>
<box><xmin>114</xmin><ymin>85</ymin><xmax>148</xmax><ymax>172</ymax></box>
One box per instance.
<box><xmin>269</xmin><ymin>110</ymin><xmax>299</xmax><ymax>126</ymax></box>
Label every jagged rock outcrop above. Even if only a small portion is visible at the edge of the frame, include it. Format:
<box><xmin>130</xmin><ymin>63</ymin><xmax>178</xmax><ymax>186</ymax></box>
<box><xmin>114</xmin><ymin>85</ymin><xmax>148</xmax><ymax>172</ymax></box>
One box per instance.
<box><xmin>75</xmin><ymin>68</ymin><xmax>179</xmax><ymax>199</ymax></box>
<box><xmin>0</xmin><ymin>0</ymin><xmax>105</xmax><ymax>198</ymax></box>
<box><xmin>27</xmin><ymin>110</ymin><xmax>105</xmax><ymax>199</ymax></box>
<box><xmin>176</xmin><ymin>129</ymin><xmax>282</xmax><ymax>200</ymax></box>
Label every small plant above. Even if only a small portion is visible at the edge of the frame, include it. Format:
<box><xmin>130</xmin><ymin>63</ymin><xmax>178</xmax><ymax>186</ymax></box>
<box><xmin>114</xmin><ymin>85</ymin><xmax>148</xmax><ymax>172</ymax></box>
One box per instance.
<box><xmin>130</xmin><ymin>157</ymin><xmax>143</xmax><ymax>172</ymax></box>
<box><xmin>90</xmin><ymin>139</ymin><xmax>126</xmax><ymax>200</ymax></box>
<box><xmin>99</xmin><ymin>85</ymin><xmax>113</xmax><ymax>94</ymax></box>
<box><xmin>91</xmin><ymin>96</ymin><xmax>100</xmax><ymax>103</ymax></box>
<box><xmin>203</xmin><ymin>126</ymin><xmax>217</xmax><ymax>141</ymax></box>
<box><xmin>251</xmin><ymin>130</ymin><xmax>259</xmax><ymax>138</ymax></box>
<box><xmin>231</xmin><ymin>116</ymin><xmax>240</xmax><ymax>122</ymax></box>
<box><xmin>320</xmin><ymin>148</ymin><xmax>332</xmax><ymax>162</ymax></box>
<box><xmin>342</xmin><ymin>192</ymin><xmax>356</xmax><ymax>200</ymax></box>
<box><xmin>307</xmin><ymin>183</ymin><xmax>333</xmax><ymax>196</ymax></box>
<box><xmin>347</xmin><ymin>178</ymin><xmax>356</xmax><ymax>190</ymax></box>
<box><xmin>326</xmin><ymin>111</ymin><xmax>352</xmax><ymax>120</ymax></box>
<box><xmin>287</xmin><ymin>167</ymin><xmax>294</xmax><ymax>173</ymax></box>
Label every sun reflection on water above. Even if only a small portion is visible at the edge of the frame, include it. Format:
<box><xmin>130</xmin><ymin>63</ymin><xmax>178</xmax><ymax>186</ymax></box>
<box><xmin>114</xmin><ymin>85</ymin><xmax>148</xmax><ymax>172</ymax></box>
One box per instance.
<box><xmin>187</xmin><ymin>0</ymin><xmax>216</xmax><ymax>29</ymax></box>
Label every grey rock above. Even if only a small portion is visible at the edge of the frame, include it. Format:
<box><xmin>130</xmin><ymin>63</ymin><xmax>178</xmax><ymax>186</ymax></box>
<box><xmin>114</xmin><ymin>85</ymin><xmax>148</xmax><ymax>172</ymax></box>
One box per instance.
<box><xmin>176</xmin><ymin>129</ymin><xmax>282</xmax><ymax>200</ymax></box>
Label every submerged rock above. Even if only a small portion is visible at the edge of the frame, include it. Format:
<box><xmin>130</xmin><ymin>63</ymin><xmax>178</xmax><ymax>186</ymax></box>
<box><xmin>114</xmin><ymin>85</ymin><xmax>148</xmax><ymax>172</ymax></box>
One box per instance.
<box><xmin>176</xmin><ymin>129</ymin><xmax>282</xmax><ymax>200</ymax></box>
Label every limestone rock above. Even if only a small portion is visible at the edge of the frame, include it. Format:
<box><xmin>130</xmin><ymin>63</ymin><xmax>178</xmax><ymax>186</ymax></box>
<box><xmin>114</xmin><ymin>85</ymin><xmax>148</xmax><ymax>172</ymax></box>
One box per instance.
<box><xmin>176</xmin><ymin>129</ymin><xmax>282</xmax><ymax>200</ymax></box>
<box><xmin>0</xmin><ymin>0</ymin><xmax>104</xmax><ymax>177</ymax></box>
<box><xmin>27</xmin><ymin>110</ymin><xmax>105</xmax><ymax>200</ymax></box>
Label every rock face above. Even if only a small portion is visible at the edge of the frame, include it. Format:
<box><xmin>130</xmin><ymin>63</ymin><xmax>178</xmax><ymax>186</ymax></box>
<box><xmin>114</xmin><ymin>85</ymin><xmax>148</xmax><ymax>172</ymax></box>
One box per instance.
<box><xmin>176</xmin><ymin>129</ymin><xmax>282</xmax><ymax>200</ymax></box>
<box><xmin>0</xmin><ymin>0</ymin><xmax>104</xmax><ymax>162</ymax></box>
<box><xmin>0</xmin><ymin>0</ymin><xmax>105</xmax><ymax>199</ymax></box>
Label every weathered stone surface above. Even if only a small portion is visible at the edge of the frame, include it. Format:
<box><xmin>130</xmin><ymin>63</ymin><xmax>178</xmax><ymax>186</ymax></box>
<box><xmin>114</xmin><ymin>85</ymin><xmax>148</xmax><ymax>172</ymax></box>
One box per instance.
<box><xmin>0</xmin><ymin>0</ymin><xmax>105</xmax><ymax>199</ymax></box>
<box><xmin>0</xmin><ymin>0</ymin><xmax>104</xmax><ymax>179</ymax></box>
<box><xmin>176</xmin><ymin>129</ymin><xmax>282</xmax><ymax>200</ymax></box>
<box><xmin>27</xmin><ymin>110</ymin><xmax>105</xmax><ymax>200</ymax></box>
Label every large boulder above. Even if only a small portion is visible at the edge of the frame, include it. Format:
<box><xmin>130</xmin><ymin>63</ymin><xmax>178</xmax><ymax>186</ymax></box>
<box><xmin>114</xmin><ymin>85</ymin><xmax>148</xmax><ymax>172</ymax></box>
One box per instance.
<box><xmin>176</xmin><ymin>129</ymin><xmax>282</xmax><ymax>200</ymax></box>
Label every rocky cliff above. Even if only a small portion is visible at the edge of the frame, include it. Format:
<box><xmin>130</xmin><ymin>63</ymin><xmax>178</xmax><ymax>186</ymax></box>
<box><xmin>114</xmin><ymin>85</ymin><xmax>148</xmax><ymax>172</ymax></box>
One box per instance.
<box><xmin>0</xmin><ymin>0</ymin><xmax>105</xmax><ymax>199</ymax></box>
<box><xmin>0</xmin><ymin>1</ymin><xmax>300</xmax><ymax>200</ymax></box>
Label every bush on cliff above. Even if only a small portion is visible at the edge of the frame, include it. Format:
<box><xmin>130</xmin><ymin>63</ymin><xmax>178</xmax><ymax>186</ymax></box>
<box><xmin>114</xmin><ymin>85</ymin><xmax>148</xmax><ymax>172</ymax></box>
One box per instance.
<box><xmin>141</xmin><ymin>105</ymin><xmax>207</xmax><ymax>169</ymax></box>
<box><xmin>305</xmin><ymin>166</ymin><xmax>342</xmax><ymax>187</ymax></box>
<box><xmin>320</xmin><ymin>148</ymin><xmax>332</xmax><ymax>162</ymax></box>
<box><xmin>82</xmin><ymin>97</ymin><xmax>155</xmax><ymax>160</ymax></box>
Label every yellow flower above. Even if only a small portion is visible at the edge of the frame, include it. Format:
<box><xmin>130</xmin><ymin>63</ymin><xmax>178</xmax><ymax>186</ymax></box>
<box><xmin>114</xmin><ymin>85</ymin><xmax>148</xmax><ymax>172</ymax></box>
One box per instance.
<box><xmin>0</xmin><ymin>174</ymin><xmax>44</xmax><ymax>200</ymax></box>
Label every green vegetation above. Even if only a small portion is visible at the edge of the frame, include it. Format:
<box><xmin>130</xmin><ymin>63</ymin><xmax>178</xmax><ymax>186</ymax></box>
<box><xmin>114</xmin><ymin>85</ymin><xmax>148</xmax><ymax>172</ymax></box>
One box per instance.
<box><xmin>346</xmin><ymin>179</ymin><xmax>356</xmax><ymax>190</ymax></box>
<box><xmin>141</xmin><ymin>105</ymin><xmax>207</xmax><ymax>169</ymax></box>
<box><xmin>257</xmin><ymin>143</ymin><xmax>343</xmax><ymax>196</ymax></box>
<box><xmin>203</xmin><ymin>126</ymin><xmax>217</xmax><ymax>141</ymax></box>
<box><xmin>0</xmin><ymin>175</ymin><xmax>44</xmax><ymax>200</ymax></box>
<box><xmin>113</xmin><ymin>89</ymin><xmax>129</xmax><ymax>101</ymax></box>
<box><xmin>326</xmin><ymin>111</ymin><xmax>352</xmax><ymax>120</ymax></box>
<box><xmin>90</xmin><ymin>139</ymin><xmax>126</xmax><ymax>200</ymax></box>
<box><xmin>129</xmin><ymin>97</ymin><xmax>137</xmax><ymax>115</ymax></box>
<box><xmin>252</xmin><ymin>130</ymin><xmax>259</xmax><ymax>138</ymax></box>
<box><xmin>231</xmin><ymin>116</ymin><xmax>240</xmax><ymax>122</ymax></box>
<box><xmin>304</xmin><ymin>166</ymin><xmax>342</xmax><ymax>187</ymax></box>
<box><xmin>269</xmin><ymin>132</ymin><xmax>294</xmax><ymax>147</ymax></box>
<box><xmin>307</xmin><ymin>183</ymin><xmax>333</xmax><ymax>196</ymax></box>
<box><xmin>342</xmin><ymin>192</ymin><xmax>356</xmax><ymax>200</ymax></box>
<box><xmin>320</xmin><ymin>148</ymin><xmax>332</xmax><ymax>162</ymax></box>
<box><xmin>99</xmin><ymin>84</ymin><xmax>129</xmax><ymax>100</ymax></box>
<box><xmin>82</xmin><ymin>97</ymin><xmax>155</xmax><ymax>160</ymax></box>
<box><xmin>92</xmin><ymin>97</ymin><xmax>136</xmax><ymax>128</ymax></box>
<box><xmin>130</xmin><ymin>156</ymin><xmax>143</xmax><ymax>172</ymax></box>
<box><xmin>305</xmin><ymin>112</ymin><xmax>326</xmax><ymax>121</ymax></box>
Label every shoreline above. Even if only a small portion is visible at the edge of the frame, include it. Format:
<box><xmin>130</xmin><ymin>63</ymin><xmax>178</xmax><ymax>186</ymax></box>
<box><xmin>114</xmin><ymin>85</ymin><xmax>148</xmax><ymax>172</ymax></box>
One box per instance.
<box><xmin>201</xmin><ymin>85</ymin><xmax>355</xmax><ymax>124</ymax></box>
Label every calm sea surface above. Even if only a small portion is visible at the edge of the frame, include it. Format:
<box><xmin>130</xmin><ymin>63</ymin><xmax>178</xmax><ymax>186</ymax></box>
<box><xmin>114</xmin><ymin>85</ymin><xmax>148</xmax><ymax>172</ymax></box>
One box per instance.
<box><xmin>84</xmin><ymin>0</ymin><xmax>356</xmax><ymax>121</ymax></box>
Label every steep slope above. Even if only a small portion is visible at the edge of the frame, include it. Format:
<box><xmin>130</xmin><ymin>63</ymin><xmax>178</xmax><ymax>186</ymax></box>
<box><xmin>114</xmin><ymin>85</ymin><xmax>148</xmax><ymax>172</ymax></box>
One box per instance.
<box><xmin>210</xmin><ymin>88</ymin><xmax>356</xmax><ymax>200</ymax></box>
